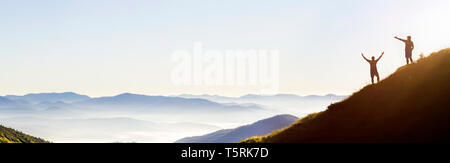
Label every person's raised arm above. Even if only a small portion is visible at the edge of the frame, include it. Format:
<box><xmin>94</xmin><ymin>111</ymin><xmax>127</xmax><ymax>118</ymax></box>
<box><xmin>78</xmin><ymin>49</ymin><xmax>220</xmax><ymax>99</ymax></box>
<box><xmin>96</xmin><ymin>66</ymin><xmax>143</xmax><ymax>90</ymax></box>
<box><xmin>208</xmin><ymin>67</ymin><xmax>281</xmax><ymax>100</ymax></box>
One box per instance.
<box><xmin>361</xmin><ymin>53</ymin><xmax>369</xmax><ymax>62</ymax></box>
<box><xmin>394</xmin><ymin>36</ymin><xmax>406</xmax><ymax>42</ymax></box>
<box><xmin>376</xmin><ymin>52</ymin><xmax>384</xmax><ymax>62</ymax></box>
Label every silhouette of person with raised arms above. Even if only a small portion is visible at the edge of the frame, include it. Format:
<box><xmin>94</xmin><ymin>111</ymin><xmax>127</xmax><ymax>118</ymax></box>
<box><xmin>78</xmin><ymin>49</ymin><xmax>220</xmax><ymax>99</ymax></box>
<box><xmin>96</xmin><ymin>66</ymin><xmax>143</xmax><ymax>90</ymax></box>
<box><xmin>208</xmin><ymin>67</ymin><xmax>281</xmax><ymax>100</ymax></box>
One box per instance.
<box><xmin>362</xmin><ymin>52</ymin><xmax>384</xmax><ymax>84</ymax></box>
<box><xmin>395</xmin><ymin>35</ymin><xmax>414</xmax><ymax>64</ymax></box>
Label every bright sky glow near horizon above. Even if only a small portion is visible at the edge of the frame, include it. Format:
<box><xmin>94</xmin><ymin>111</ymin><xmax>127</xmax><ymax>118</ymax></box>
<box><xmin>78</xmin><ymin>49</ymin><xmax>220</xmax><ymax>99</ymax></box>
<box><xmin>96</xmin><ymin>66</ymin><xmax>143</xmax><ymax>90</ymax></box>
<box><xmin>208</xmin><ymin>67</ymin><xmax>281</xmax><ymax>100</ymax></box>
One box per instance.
<box><xmin>1</xmin><ymin>0</ymin><xmax>450</xmax><ymax>97</ymax></box>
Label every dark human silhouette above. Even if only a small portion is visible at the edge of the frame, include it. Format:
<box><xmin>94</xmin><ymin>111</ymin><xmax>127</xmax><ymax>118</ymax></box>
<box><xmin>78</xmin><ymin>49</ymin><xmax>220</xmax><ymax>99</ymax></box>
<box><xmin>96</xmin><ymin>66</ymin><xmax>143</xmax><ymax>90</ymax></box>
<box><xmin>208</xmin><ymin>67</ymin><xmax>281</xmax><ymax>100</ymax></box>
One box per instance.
<box><xmin>362</xmin><ymin>52</ymin><xmax>384</xmax><ymax>84</ymax></box>
<box><xmin>395</xmin><ymin>36</ymin><xmax>414</xmax><ymax>64</ymax></box>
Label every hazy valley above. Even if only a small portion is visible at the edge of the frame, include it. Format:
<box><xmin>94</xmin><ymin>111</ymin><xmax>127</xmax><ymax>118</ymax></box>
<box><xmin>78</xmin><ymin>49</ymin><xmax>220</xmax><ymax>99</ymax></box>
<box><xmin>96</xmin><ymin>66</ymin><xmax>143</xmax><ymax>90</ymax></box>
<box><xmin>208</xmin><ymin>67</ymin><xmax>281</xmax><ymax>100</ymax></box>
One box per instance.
<box><xmin>0</xmin><ymin>92</ymin><xmax>345</xmax><ymax>142</ymax></box>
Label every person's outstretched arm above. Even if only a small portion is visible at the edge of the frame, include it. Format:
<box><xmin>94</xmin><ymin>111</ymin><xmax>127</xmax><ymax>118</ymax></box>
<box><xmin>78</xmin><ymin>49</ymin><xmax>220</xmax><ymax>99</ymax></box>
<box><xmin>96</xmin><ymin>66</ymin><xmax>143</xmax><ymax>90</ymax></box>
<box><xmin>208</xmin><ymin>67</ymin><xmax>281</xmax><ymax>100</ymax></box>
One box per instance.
<box><xmin>376</xmin><ymin>52</ymin><xmax>384</xmax><ymax>62</ymax></box>
<box><xmin>394</xmin><ymin>36</ymin><xmax>406</xmax><ymax>42</ymax></box>
<box><xmin>361</xmin><ymin>53</ymin><xmax>370</xmax><ymax>62</ymax></box>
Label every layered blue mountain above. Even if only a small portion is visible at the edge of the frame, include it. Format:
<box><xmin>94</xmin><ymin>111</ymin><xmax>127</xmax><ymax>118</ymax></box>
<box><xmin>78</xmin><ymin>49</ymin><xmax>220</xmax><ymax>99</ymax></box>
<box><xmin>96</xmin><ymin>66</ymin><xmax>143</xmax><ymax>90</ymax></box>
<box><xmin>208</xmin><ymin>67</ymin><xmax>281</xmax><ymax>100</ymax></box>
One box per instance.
<box><xmin>1</xmin><ymin>92</ymin><xmax>262</xmax><ymax>112</ymax></box>
<box><xmin>5</xmin><ymin>92</ymin><xmax>90</xmax><ymax>103</ymax></box>
<box><xmin>0</xmin><ymin>96</ymin><xmax>14</xmax><ymax>104</ymax></box>
<box><xmin>179</xmin><ymin>93</ymin><xmax>347</xmax><ymax>102</ymax></box>
<box><xmin>0</xmin><ymin>96</ymin><xmax>17</xmax><ymax>108</ymax></box>
<box><xmin>175</xmin><ymin>114</ymin><xmax>298</xmax><ymax>143</ymax></box>
<box><xmin>73</xmin><ymin>93</ymin><xmax>261</xmax><ymax>112</ymax></box>
<box><xmin>0</xmin><ymin>96</ymin><xmax>32</xmax><ymax>111</ymax></box>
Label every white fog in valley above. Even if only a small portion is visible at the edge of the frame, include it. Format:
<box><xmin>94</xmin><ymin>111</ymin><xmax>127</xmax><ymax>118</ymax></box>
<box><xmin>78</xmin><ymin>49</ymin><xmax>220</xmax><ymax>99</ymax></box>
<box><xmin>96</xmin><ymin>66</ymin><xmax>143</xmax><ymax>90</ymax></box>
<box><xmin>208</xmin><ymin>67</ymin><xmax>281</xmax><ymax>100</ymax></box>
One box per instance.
<box><xmin>0</xmin><ymin>92</ymin><xmax>346</xmax><ymax>142</ymax></box>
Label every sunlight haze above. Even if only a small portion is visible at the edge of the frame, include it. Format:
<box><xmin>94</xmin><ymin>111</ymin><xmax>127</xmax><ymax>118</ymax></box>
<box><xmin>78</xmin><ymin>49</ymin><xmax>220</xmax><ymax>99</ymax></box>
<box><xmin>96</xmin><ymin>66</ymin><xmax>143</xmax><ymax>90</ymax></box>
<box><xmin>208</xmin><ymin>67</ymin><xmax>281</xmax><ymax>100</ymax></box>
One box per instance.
<box><xmin>1</xmin><ymin>0</ymin><xmax>449</xmax><ymax>97</ymax></box>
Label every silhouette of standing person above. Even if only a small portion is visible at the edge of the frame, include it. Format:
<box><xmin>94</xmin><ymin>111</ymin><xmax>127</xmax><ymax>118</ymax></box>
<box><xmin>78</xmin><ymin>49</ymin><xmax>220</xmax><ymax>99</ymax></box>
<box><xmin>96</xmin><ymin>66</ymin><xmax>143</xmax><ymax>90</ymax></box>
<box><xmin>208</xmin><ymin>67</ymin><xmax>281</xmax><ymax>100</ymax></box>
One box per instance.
<box><xmin>362</xmin><ymin>52</ymin><xmax>384</xmax><ymax>84</ymax></box>
<box><xmin>395</xmin><ymin>36</ymin><xmax>414</xmax><ymax>64</ymax></box>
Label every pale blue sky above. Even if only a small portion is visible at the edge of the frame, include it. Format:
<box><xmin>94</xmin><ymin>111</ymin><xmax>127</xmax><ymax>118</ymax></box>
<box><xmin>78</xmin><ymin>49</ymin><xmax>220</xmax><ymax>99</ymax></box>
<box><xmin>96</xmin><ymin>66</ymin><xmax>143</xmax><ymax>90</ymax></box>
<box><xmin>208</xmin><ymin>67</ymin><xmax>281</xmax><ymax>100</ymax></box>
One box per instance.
<box><xmin>1</xmin><ymin>0</ymin><xmax>449</xmax><ymax>97</ymax></box>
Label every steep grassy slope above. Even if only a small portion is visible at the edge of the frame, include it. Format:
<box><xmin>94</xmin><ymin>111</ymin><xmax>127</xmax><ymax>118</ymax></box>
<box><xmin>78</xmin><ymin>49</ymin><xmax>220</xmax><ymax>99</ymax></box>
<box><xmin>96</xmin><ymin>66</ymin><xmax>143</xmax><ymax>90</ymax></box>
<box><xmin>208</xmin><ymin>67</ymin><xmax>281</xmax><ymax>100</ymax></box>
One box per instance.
<box><xmin>0</xmin><ymin>124</ymin><xmax>49</xmax><ymax>143</ymax></box>
<box><xmin>244</xmin><ymin>48</ymin><xmax>450</xmax><ymax>143</ymax></box>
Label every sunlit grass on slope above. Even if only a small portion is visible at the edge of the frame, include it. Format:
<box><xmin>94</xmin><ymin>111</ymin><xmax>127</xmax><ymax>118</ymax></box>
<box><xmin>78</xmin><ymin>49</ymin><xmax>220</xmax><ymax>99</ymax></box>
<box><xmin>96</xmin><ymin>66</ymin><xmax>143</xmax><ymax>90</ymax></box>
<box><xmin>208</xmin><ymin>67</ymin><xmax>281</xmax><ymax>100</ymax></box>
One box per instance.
<box><xmin>0</xmin><ymin>124</ymin><xmax>50</xmax><ymax>143</ymax></box>
<box><xmin>243</xmin><ymin>48</ymin><xmax>450</xmax><ymax>143</ymax></box>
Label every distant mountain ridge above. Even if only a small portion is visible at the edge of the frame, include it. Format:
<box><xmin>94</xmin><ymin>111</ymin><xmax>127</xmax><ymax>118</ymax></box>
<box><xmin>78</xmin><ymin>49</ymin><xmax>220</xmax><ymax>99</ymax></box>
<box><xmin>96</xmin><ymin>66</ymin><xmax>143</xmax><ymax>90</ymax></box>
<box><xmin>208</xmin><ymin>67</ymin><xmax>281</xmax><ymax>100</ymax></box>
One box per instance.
<box><xmin>177</xmin><ymin>94</ymin><xmax>347</xmax><ymax>107</ymax></box>
<box><xmin>0</xmin><ymin>96</ymin><xmax>14</xmax><ymax>104</ymax></box>
<box><xmin>73</xmin><ymin>93</ymin><xmax>261</xmax><ymax>112</ymax></box>
<box><xmin>1</xmin><ymin>92</ymin><xmax>346</xmax><ymax>116</ymax></box>
<box><xmin>175</xmin><ymin>114</ymin><xmax>298</xmax><ymax>143</ymax></box>
<box><xmin>178</xmin><ymin>93</ymin><xmax>347</xmax><ymax>101</ymax></box>
<box><xmin>2</xmin><ymin>92</ymin><xmax>346</xmax><ymax>106</ymax></box>
<box><xmin>5</xmin><ymin>92</ymin><xmax>90</xmax><ymax>103</ymax></box>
